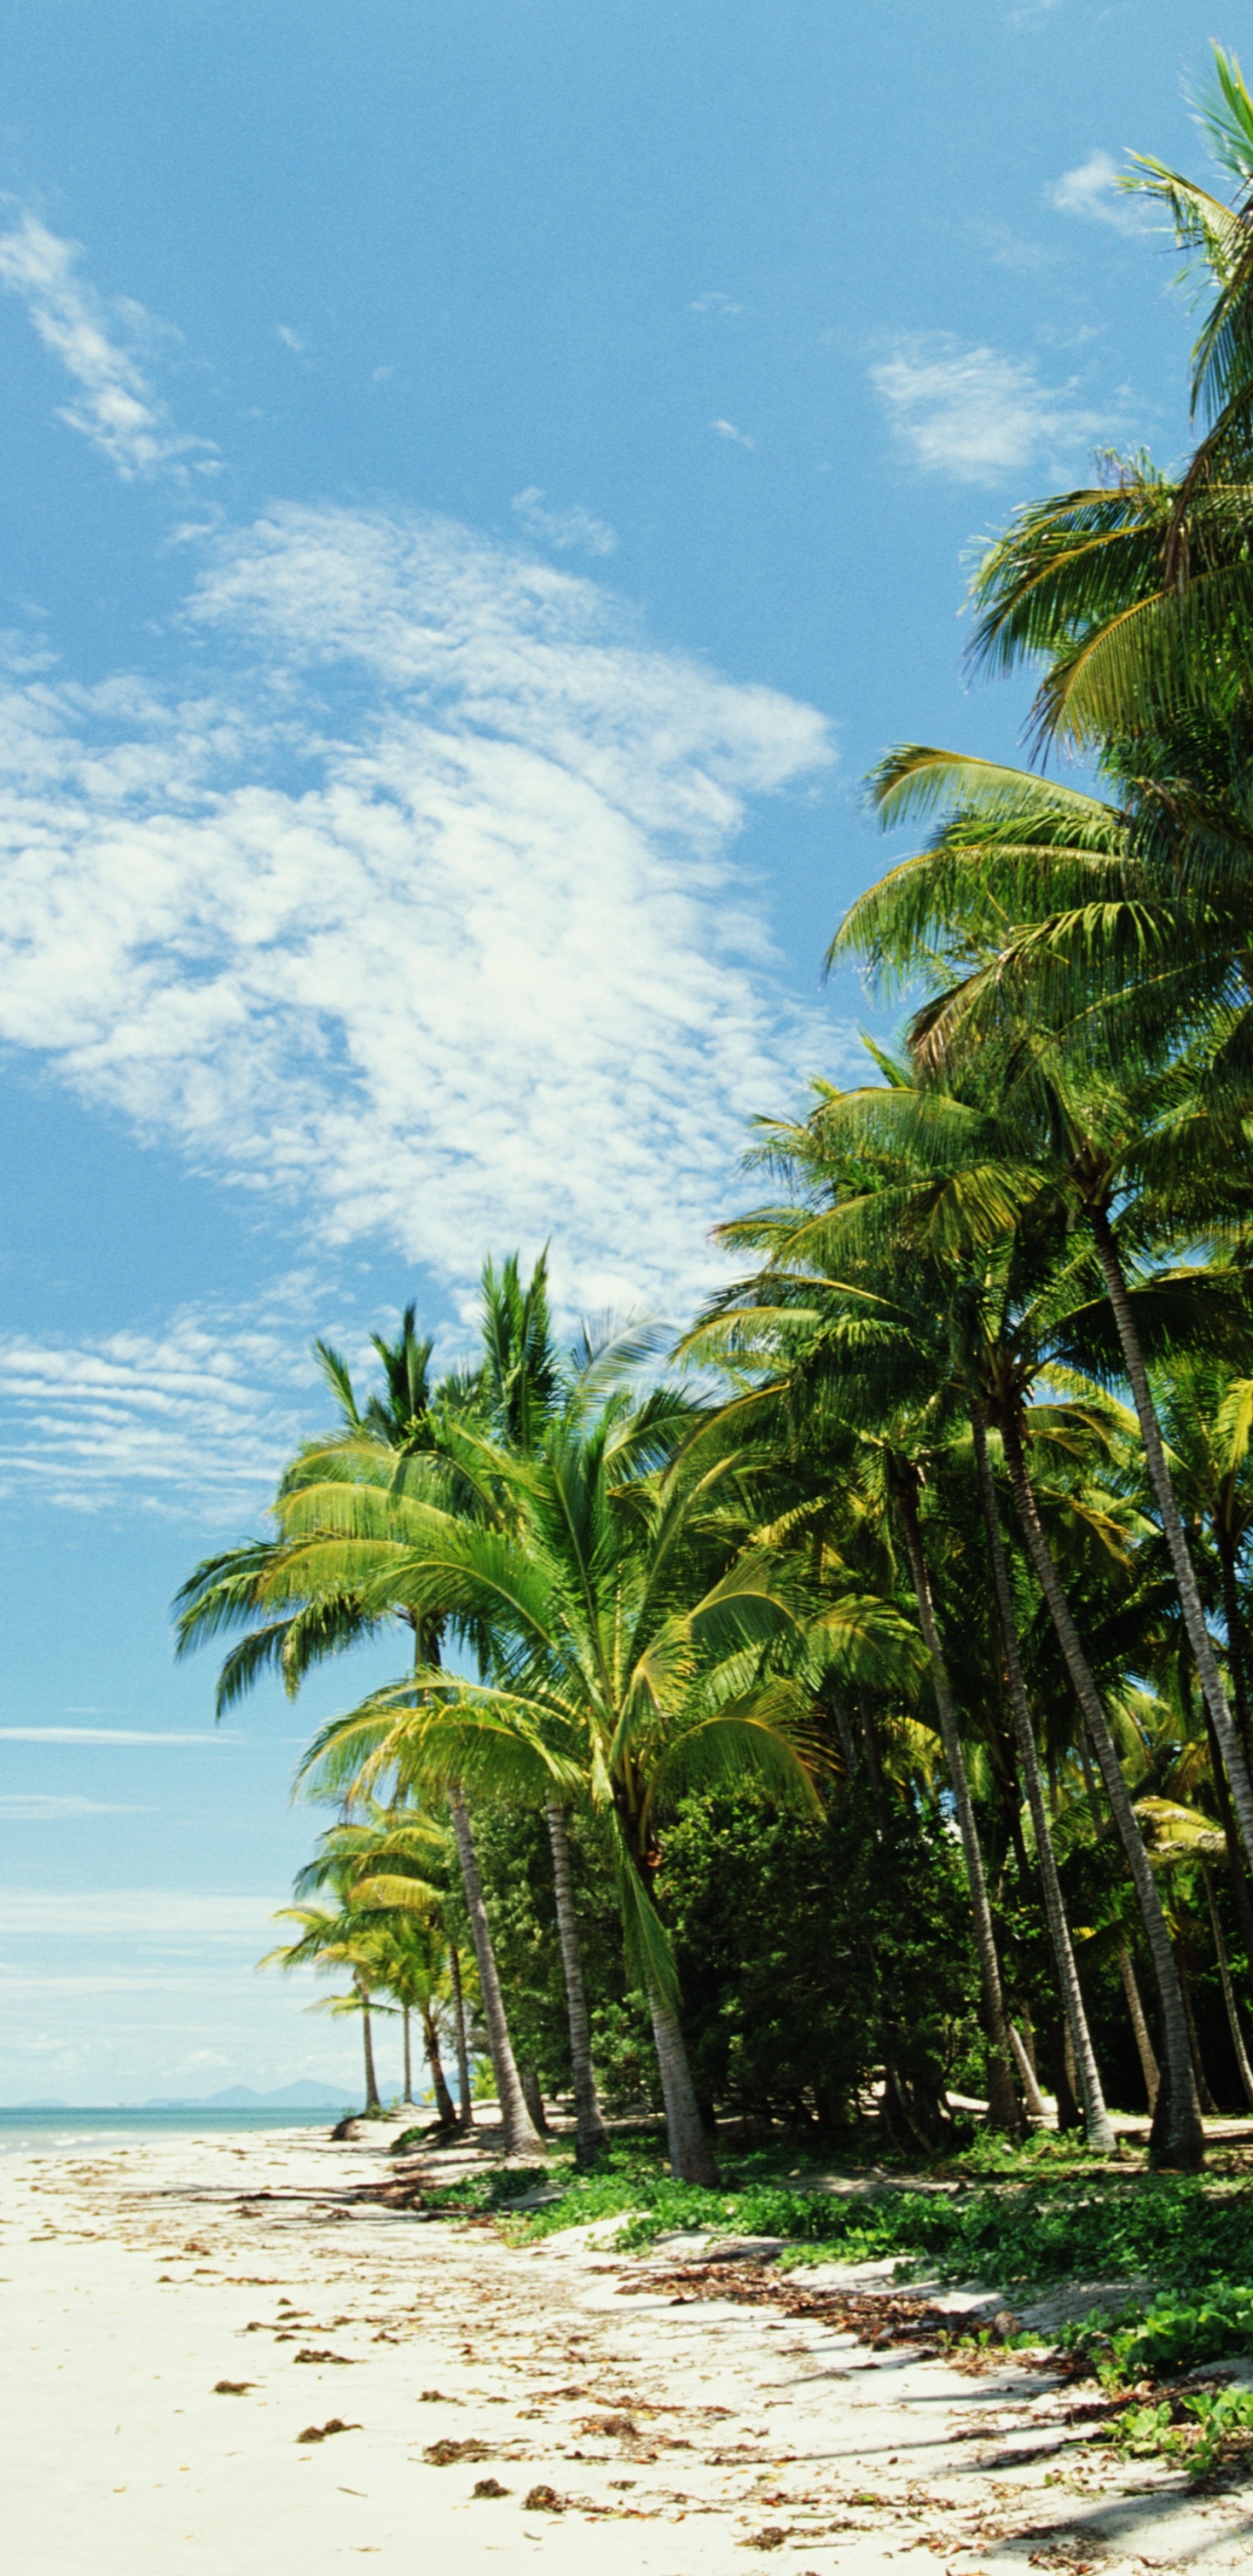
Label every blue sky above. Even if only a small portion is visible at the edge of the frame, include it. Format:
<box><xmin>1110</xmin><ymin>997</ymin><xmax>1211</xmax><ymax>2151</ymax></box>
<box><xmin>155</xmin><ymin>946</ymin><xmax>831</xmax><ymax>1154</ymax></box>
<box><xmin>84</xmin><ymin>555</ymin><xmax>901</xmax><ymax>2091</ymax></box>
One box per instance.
<box><xmin>0</xmin><ymin>0</ymin><xmax>1227</xmax><ymax>2101</ymax></box>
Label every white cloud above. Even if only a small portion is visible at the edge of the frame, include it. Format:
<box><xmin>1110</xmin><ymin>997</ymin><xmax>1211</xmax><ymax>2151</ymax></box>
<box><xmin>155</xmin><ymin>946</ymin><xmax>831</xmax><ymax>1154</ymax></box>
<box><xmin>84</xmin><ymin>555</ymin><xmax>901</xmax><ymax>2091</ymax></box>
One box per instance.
<box><xmin>869</xmin><ymin>334</ymin><xmax>1111</xmax><ymax>483</ymax></box>
<box><xmin>0</xmin><ymin>212</ymin><xmax>218</xmax><ymax>480</ymax></box>
<box><xmin>510</xmin><ymin>485</ymin><xmax>617</xmax><ymax>556</ymax></box>
<box><xmin>0</xmin><ymin>503</ymin><xmax>834</xmax><ymax>1326</ymax></box>
<box><xmin>0</xmin><ymin>1794</ymin><xmax>149</xmax><ymax>1818</ymax></box>
<box><xmin>689</xmin><ymin>291</ymin><xmax>742</xmax><ymax>315</ymax></box>
<box><xmin>1046</xmin><ymin>150</ymin><xmax>1146</xmax><ymax>235</ymax></box>
<box><xmin>276</xmin><ymin>323</ymin><xmax>305</xmax><ymax>353</ymax></box>
<box><xmin>0</xmin><ymin>1304</ymin><xmax>309</xmax><ymax>1511</ymax></box>
<box><xmin>712</xmin><ymin>417</ymin><xmax>755</xmax><ymax>451</ymax></box>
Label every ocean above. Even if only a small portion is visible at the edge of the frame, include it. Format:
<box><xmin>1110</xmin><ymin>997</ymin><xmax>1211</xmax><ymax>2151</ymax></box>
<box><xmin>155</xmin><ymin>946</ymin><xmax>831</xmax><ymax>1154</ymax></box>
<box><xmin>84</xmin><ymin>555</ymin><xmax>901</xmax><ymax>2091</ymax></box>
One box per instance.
<box><xmin>0</xmin><ymin>2104</ymin><xmax>357</xmax><ymax>2154</ymax></box>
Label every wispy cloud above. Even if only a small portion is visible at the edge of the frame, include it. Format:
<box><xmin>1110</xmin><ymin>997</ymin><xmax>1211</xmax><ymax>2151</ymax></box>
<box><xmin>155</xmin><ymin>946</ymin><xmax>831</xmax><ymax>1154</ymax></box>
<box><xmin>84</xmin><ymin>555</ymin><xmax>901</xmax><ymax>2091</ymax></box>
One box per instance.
<box><xmin>276</xmin><ymin>323</ymin><xmax>305</xmax><ymax>353</ymax></box>
<box><xmin>0</xmin><ymin>504</ymin><xmax>834</xmax><ymax>1327</ymax></box>
<box><xmin>0</xmin><ymin>1794</ymin><xmax>150</xmax><ymax>1819</ymax></box>
<box><xmin>0</xmin><ymin>1304</ymin><xmax>310</xmax><ymax>1512</ymax></box>
<box><xmin>0</xmin><ymin>211</ymin><xmax>218</xmax><ymax>480</ymax></box>
<box><xmin>510</xmin><ymin>485</ymin><xmax>617</xmax><ymax>556</ymax></box>
<box><xmin>869</xmin><ymin>334</ymin><xmax>1112</xmax><ymax>483</ymax></box>
<box><xmin>1046</xmin><ymin>150</ymin><xmax>1146</xmax><ymax>235</ymax></box>
<box><xmin>711</xmin><ymin>417</ymin><xmax>755</xmax><ymax>451</ymax></box>
<box><xmin>970</xmin><ymin>221</ymin><xmax>1054</xmax><ymax>275</ymax></box>
<box><xmin>689</xmin><ymin>291</ymin><xmax>742</xmax><ymax>316</ymax></box>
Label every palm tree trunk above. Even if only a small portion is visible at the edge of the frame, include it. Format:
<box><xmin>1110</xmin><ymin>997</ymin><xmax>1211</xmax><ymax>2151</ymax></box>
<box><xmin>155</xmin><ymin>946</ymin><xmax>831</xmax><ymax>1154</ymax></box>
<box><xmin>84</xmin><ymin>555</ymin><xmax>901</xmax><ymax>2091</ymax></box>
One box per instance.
<box><xmin>520</xmin><ymin>2067</ymin><xmax>549</xmax><ymax>2133</ymax></box>
<box><xmin>1060</xmin><ymin>2017</ymin><xmax>1082</xmax><ymax>2130</ymax></box>
<box><xmin>895</xmin><ymin>1468</ymin><xmax>1021</xmax><ymax>2131</ymax></box>
<box><xmin>1009</xmin><ymin>2024</ymin><xmax>1049</xmax><ymax>2123</ymax></box>
<box><xmin>1089</xmin><ymin>1206</ymin><xmax>1253</xmax><ymax>1880</ymax></box>
<box><xmin>1177</xmin><ymin>1933</ymin><xmax>1217</xmax><ymax>2116</ymax></box>
<box><xmin>448</xmin><ymin>1787</ymin><xmax>543</xmax><ymax>2158</ymax></box>
<box><xmin>855</xmin><ymin>1691</ymin><xmax>890</xmax><ymax>1832</ymax></box>
<box><xmin>1119</xmin><ymin>1942</ymin><xmax>1160</xmax><ymax>2111</ymax></box>
<box><xmin>1201</xmin><ymin>1694</ymin><xmax>1253</xmax><ymax>1969</ymax></box>
<box><xmin>545</xmin><ymin>1800</ymin><xmax>608</xmax><ymax>2168</ymax></box>
<box><xmin>973</xmin><ymin>1412</ymin><xmax>1115</xmax><ymax>2149</ymax></box>
<box><xmin>421</xmin><ymin>2004</ymin><xmax>459</xmax><ymax>2128</ymax></box>
<box><xmin>1203</xmin><ymin>1860</ymin><xmax>1253</xmax><ymax>2112</ymax></box>
<box><xmin>357</xmin><ymin>1975</ymin><xmax>381</xmax><ymax>2112</ymax></box>
<box><xmin>448</xmin><ymin>1941</ymin><xmax>472</xmax><ymax>2132</ymax></box>
<box><xmin>999</xmin><ymin>1409</ymin><xmax>1203</xmax><ymax>2167</ymax></box>
<box><xmin>830</xmin><ymin>1693</ymin><xmax>861</xmax><ymax>1781</ymax></box>
<box><xmin>647</xmin><ymin>1976</ymin><xmax>719</xmax><ymax>2184</ymax></box>
<box><xmin>1216</xmin><ymin>1526</ymin><xmax>1253</xmax><ymax>1774</ymax></box>
<box><xmin>402</xmin><ymin>2005</ymin><xmax>412</xmax><ymax>2105</ymax></box>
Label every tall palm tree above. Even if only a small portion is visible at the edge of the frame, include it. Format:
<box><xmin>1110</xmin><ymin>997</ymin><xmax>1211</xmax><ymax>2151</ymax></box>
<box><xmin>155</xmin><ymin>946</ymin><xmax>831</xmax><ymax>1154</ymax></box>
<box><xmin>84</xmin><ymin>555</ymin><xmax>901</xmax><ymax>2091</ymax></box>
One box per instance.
<box><xmin>830</xmin><ymin>848</ymin><xmax>1253</xmax><ymax>1893</ymax></box>
<box><xmin>259</xmin><ymin>1884</ymin><xmax>392</xmax><ymax>2113</ymax></box>
<box><xmin>687</xmin><ymin>1107</ymin><xmax>1152</xmax><ymax>2144</ymax></box>
<box><xmin>176</xmin><ymin>1296</ymin><xmax>546</xmax><ymax>2159</ymax></box>
<box><xmin>465</xmin><ymin>1253</ymin><xmax>609</xmax><ymax>2165</ymax></box>
<box><xmin>293</xmin><ymin>1807</ymin><xmax>466</xmax><ymax>2123</ymax></box>
<box><xmin>959</xmin><ymin>50</ymin><xmax>1253</xmax><ymax>752</ymax></box>
<box><xmin>745</xmin><ymin>1070</ymin><xmax>1233</xmax><ymax>2162</ymax></box>
<box><xmin>685</xmin><ymin>1191</ymin><xmax>1029</xmax><ymax>2132</ymax></box>
<box><xmin>370</xmin><ymin>1914</ymin><xmax>462</xmax><ymax>2123</ymax></box>
<box><xmin>296</xmin><ymin>1379</ymin><xmax>821</xmax><ymax>2185</ymax></box>
<box><xmin>1136</xmin><ymin>1794</ymin><xmax>1253</xmax><ymax>2112</ymax></box>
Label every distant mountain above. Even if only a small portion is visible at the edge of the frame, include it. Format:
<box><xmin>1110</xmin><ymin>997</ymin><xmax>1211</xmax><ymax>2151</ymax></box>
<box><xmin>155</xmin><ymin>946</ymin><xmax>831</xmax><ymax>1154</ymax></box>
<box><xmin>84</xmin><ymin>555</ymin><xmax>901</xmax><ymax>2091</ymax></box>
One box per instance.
<box><xmin>140</xmin><ymin>2080</ymin><xmax>358</xmax><ymax>2109</ymax></box>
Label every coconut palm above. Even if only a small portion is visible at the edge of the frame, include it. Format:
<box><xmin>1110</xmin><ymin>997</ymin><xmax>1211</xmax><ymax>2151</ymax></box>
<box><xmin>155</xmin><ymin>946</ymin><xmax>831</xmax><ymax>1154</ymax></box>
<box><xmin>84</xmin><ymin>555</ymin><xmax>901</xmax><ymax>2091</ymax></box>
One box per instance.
<box><xmin>957</xmin><ymin>50</ymin><xmax>1253</xmax><ymax>752</ymax></box>
<box><xmin>176</xmin><ymin>1291</ymin><xmax>548</xmax><ymax>2158</ymax></box>
<box><xmin>1136</xmin><ymin>1794</ymin><xmax>1253</xmax><ymax>2112</ymax></box>
<box><xmin>830</xmin><ymin>845</ymin><xmax>1253</xmax><ymax>1894</ymax></box>
<box><xmin>684</xmin><ymin>1193</ymin><xmax>1029</xmax><ymax>2132</ymax></box>
<box><xmin>737</xmin><ymin>1068</ymin><xmax>1253</xmax><ymax>2161</ymax></box>
<box><xmin>460</xmin><ymin>1251</ymin><xmax>610</xmax><ymax>2164</ymax></box>
<box><xmin>177</xmin><ymin>1264</ymin><xmax>629</xmax><ymax>2164</ymax></box>
<box><xmin>372</xmin><ymin>1914</ymin><xmax>462</xmax><ymax>2123</ymax></box>
<box><xmin>686</xmin><ymin>1103</ymin><xmax>1153</xmax><ymax>2145</ymax></box>
<box><xmin>259</xmin><ymin>1886</ymin><xmax>392</xmax><ymax>2112</ymax></box>
<box><xmin>292</xmin><ymin>1806</ymin><xmax>467</xmax><ymax>2123</ymax></box>
<box><xmin>295</xmin><ymin>1376</ymin><xmax>821</xmax><ymax>2185</ymax></box>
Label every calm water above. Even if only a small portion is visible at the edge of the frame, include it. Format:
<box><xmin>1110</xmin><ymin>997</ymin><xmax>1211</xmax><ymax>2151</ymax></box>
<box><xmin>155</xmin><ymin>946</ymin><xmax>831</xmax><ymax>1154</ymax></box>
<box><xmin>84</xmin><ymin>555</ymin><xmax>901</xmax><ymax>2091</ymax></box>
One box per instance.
<box><xmin>0</xmin><ymin>2105</ymin><xmax>353</xmax><ymax>2155</ymax></box>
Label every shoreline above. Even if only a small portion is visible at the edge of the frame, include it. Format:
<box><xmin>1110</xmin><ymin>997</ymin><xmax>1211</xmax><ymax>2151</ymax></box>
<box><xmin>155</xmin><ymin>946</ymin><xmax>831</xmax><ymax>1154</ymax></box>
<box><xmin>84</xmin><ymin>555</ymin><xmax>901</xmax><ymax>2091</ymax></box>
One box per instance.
<box><xmin>3</xmin><ymin>2123</ymin><xmax>1250</xmax><ymax>2572</ymax></box>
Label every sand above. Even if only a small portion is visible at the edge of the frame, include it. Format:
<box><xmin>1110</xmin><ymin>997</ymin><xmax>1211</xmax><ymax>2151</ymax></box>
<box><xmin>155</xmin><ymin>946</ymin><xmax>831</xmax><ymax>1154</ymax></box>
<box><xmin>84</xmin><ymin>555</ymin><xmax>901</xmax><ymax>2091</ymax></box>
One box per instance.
<box><xmin>3</xmin><ymin>2122</ymin><xmax>1252</xmax><ymax>2572</ymax></box>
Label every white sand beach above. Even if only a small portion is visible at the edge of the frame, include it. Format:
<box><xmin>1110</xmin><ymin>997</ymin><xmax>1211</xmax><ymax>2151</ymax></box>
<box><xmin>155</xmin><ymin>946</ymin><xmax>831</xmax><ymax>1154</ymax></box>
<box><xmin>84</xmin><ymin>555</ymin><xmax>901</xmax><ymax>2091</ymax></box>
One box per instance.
<box><xmin>3</xmin><ymin>2123</ymin><xmax>1252</xmax><ymax>2573</ymax></box>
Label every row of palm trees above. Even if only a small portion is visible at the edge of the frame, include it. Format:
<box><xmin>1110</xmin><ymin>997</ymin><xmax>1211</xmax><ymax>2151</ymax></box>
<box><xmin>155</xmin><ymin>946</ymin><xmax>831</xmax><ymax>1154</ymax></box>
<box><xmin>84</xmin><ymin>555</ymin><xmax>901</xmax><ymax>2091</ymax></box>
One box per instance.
<box><xmin>260</xmin><ymin>1805</ymin><xmax>474</xmax><ymax>2127</ymax></box>
<box><xmin>178</xmin><ymin>45</ymin><xmax>1253</xmax><ymax>2179</ymax></box>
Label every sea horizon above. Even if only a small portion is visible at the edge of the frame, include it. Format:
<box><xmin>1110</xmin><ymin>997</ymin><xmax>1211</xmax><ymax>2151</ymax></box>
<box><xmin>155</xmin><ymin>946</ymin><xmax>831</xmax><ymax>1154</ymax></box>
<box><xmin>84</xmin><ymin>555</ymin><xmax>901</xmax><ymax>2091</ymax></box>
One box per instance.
<box><xmin>0</xmin><ymin>2102</ymin><xmax>408</xmax><ymax>2154</ymax></box>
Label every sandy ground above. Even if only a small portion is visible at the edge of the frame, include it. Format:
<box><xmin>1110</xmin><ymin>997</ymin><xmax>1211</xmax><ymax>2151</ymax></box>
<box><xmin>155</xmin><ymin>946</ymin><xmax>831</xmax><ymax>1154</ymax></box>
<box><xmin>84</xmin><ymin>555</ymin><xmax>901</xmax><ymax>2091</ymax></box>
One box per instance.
<box><xmin>3</xmin><ymin>2124</ymin><xmax>1253</xmax><ymax>2573</ymax></box>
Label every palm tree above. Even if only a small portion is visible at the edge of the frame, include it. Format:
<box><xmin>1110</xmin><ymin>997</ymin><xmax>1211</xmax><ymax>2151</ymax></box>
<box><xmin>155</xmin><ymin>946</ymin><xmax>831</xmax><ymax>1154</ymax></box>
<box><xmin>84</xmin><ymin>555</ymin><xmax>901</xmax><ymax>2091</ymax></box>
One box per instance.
<box><xmin>742</xmin><ymin>1071</ymin><xmax>1218</xmax><ymax>2162</ymax></box>
<box><xmin>466</xmin><ymin>1252</ymin><xmax>609</xmax><ymax>2165</ymax></box>
<box><xmin>959</xmin><ymin>50</ymin><xmax>1253</xmax><ymax>753</ymax></box>
<box><xmin>372</xmin><ymin>1914</ymin><xmax>462</xmax><ymax>2123</ymax></box>
<box><xmin>969</xmin><ymin>1406</ymin><xmax>1116</xmax><ymax>2151</ymax></box>
<box><xmin>687</xmin><ymin>1106</ymin><xmax>1147</xmax><ymax>2144</ymax></box>
<box><xmin>176</xmin><ymin>1296</ymin><xmax>546</xmax><ymax>2159</ymax></box>
<box><xmin>259</xmin><ymin>1886</ymin><xmax>392</xmax><ymax>2113</ymax></box>
<box><xmin>1136</xmin><ymin>1794</ymin><xmax>1253</xmax><ymax>2113</ymax></box>
<box><xmin>296</xmin><ymin>1376</ymin><xmax>821</xmax><ymax>2185</ymax></box>
<box><xmin>831</xmin><ymin>842</ymin><xmax>1253</xmax><ymax>1893</ymax></box>
<box><xmin>685</xmin><ymin>1190</ymin><xmax>1030</xmax><ymax>2131</ymax></box>
<box><xmin>292</xmin><ymin>1807</ymin><xmax>466</xmax><ymax>2123</ymax></box>
<box><xmin>1146</xmin><ymin>1355</ymin><xmax>1253</xmax><ymax>1955</ymax></box>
